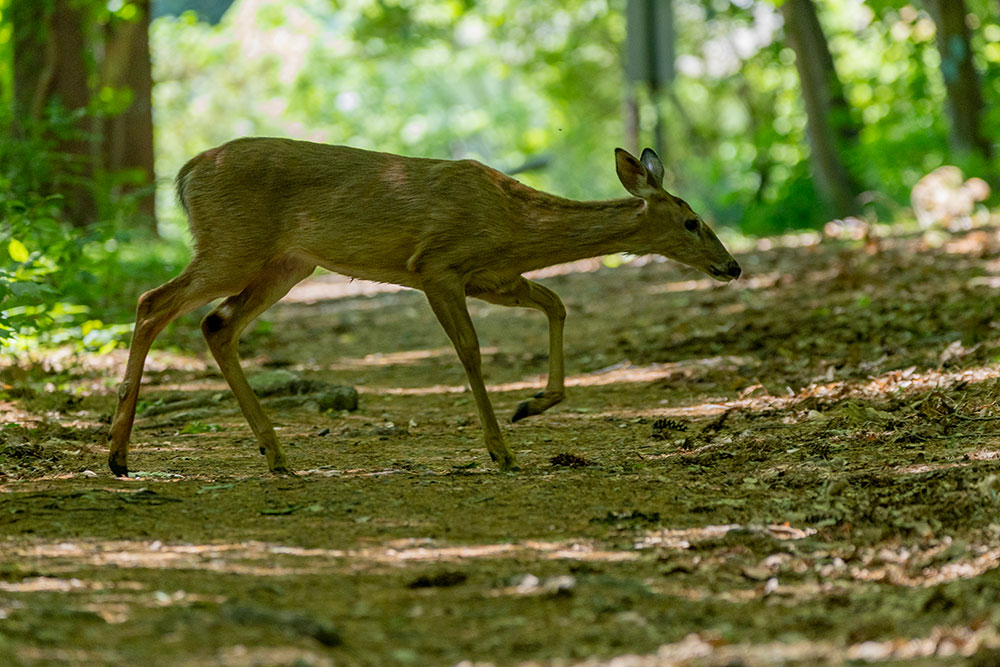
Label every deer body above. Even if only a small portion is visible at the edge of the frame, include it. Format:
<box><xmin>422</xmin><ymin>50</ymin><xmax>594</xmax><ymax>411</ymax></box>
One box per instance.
<box><xmin>108</xmin><ymin>137</ymin><xmax>740</xmax><ymax>476</ymax></box>
<box><xmin>181</xmin><ymin>139</ymin><xmax>650</xmax><ymax>291</ymax></box>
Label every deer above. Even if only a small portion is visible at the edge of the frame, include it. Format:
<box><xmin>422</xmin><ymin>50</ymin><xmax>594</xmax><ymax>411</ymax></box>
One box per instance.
<box><xmin>107</xmin><ymin>138</ymin><xmax>741</xmax><ymax>477</ymax></box>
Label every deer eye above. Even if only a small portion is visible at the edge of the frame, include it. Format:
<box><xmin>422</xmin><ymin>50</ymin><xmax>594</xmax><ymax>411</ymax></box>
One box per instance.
<box><xmin>684</xmin><ymin>218</ymin><xmax>699</xmax><ymax>232</ymax></box>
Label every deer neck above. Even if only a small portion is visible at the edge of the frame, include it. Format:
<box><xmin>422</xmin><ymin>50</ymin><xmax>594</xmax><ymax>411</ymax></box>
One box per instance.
<box><xmin>510</xmin><ymin>190</ymin><xmax>647</xmax><ymax>271</ymax></box>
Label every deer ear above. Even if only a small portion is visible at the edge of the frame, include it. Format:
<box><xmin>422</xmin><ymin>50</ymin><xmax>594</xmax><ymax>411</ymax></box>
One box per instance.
<box><xmin>615</xmin><ymin>148</ymin><xmax>658</xmax><ymax>198</ymax></box>
<box><xmin>640</xmin><ymin>148</ymin><xmax>664</xmax><ymax>189</ymax></box>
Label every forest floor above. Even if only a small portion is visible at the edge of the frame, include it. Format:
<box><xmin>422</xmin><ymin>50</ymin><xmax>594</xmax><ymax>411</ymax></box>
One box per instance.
<box><xmin>3</xmin><ymin>219</ymin><xmax>1000</xmax><ymax>666</ymax></box>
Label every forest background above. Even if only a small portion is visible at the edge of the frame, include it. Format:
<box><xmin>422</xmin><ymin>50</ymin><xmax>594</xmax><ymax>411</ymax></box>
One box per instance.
<box><xmin>0</xmin><ymin>0</ymin><xmax>998</xmax><ymax>353</ymax></box>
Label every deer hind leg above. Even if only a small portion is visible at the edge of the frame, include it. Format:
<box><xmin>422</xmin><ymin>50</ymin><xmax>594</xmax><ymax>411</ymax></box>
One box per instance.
<box><xmin>200</xmin><ymin>256</ymin><xmax>316</xmax><ymax>474</ymax></box>
<box><xmin>423</xmin><ymin>274</ymin><xmax>517</xmax><ymax>471</ymax></box>
<box><xmin>108</xmin><ymin>267</ymin><xmax>232</xmax><ymax>476</ymax></box>
<box><xmin>474</xmin><ymin>278</ymin><xmax>567</xmax><ymax>423</ymax></box>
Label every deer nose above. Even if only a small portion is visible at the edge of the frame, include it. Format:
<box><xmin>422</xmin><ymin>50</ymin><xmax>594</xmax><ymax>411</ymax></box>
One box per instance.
<box><xmin>725</xmin><ymin>260</ymin><xmax>741</xmax><ymax>280</ymax></box>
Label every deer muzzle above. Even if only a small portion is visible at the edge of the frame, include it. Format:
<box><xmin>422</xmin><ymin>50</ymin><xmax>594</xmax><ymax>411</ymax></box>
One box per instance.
<box><xmin>709</xmin><ymin>259</ymin><xmax>742</xmax><ymax>282</ymax></box>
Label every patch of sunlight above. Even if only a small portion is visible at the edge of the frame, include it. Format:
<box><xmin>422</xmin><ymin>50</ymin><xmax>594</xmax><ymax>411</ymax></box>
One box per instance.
<box><xmin>752</xmin><ymin>229</ymin><xmax>822</xmax><ymax>251</ymax></box>
<box><xmin>376</xmin><ymin>539</ymin><xmax>636</xmax><ymax>563</ymax></box>
<box><xmin>893</xmin><ymin>454</ymin><xmax>1000</xmax><ymax>476</ymax></box>
<box><xmin>212</xmin><ymin>647</ymin><xmax>335</xmax><ymax>667</ymax></box>
<box><xmin>569</xmin><ymin>623</ymin><xmax>1000</xmax><ymax>666</ymax></box>
<box><xmin>845</xmin><ymin>625</ymin><xmax>1000</xmax><ymax>662</ymax></box>
<box><xmin>301</xmin><ymin>467</ymin><xmax>411</xmax><ymax>478</ymax></box>
<box><xmin>627</xmin><ymin>361</ymin><xmax>1000</xmax><ymax>424</ymax></box>
<box><xmin>0</xmin><ymin>401</ymin><xmax>41</xmax><ymax>427</ymax></box>
<box><xmin>15</xmin><ymin>648</ymin><xmax>123</xmax><ymax>665</ymax></box>
<box><xmin>754</xmin><ymin>538</ymin><xmax>1000</xmax><ymax>593</ymax></box>
<box><xmin>524</xmin><ymin>257</ymin><xmax>606</xmax><ymax>278</ymax></box>
<box><xmin>647</xmin><ymin>271</ymin><xmax>781</xmax><ymax>295</ymax></box>
<box><xmin>268</xmin><ymin>538</ymin><xmax>638</xmax><ymax>564</ymax></box>
<box><xmin>969</xmin><ymin>276</ymin><xmax>1000</xmax><ymax>288</ymax></box>
<box><xmin>373</xmin><ymin>383</ymin><xmax>470</xmax><ymax>396</ymax></box>
<box><xmin>282</xmin><ymin>258</ymin><xmax>613</xmax><ymax>305</ymax></box>
<box><xmin>283</xmin><ymin>273</ymin><xmax>412</xmax><ymax>303</ymax></box>
<box><xmin>636</xmin><ymin>524</ymin><xmax>816</xmax><ymax>550</ymax></box>
<box><xmin>983</xmin><ymin>256</ymin><xmax>1000</xmax><ymax>273</ymax></box>
<box><xmin>645</xmin><ymin>277</ymin><xmax>718</xmax><ymax>294</ymax></box>
<box><xmin>943</xmin><ymin>229</ymin><xmax>995</xmax><ymax>255</ymax></box>
<box><xmin>0</xmin><ymin>577</ymin><xmax>121</xmax><ymax>593</ymax></box>
<box><xmin>363</xmin><ymin>346</ymin><xmax>470</xmax><ymax>366</ymax></box>
<box><xmin>794</xmin><ymin>362</ymin><xmax>1000</xmax><ymax>406</ymax></box>
<box><xmin>847</xmin><ymin>544</ymin><xmax>1000</xmax><ymax>588</ymax></box>
<box><xmin>327</xmin><ymin>346</ymin><xmax>496</xmax><ymax>371</ymax></box>
<box><xmin>148</xmin><ymin>380</ymin><xmax>229</xmax><ymax>393</ymax></box>
<box><xmin>2</xmin><ymin>537</ymin><xmax>641</xmax><ymax>579</ymax></box>
<box><xmin>110</xmin><ymin>348</ymin><xmax>209</xmax><ymax>374</ymax></box>
<box><xmin>640</xmin><ymin>538</ymin><xmax>994</xmax><ymax>601</ymax></box>
<box><xmin>596</xmin><ymin>403</ymin><xmax>731</xmax><ymax>420</ymax></box>
<box><xmin>368</xmin><ymin>357</ymin><xmax>747</xmax><ymax>397</ymax></box>
<box><xmin>565</xmin><ymin>632</ymin><xmax>839</xmax><ymax>666</ymax></box>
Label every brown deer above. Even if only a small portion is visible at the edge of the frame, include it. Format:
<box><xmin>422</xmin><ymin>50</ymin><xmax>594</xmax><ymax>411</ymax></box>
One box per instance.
<box><xmin>107</xmin><ymin>138</ymin><xmax>740</xmax><ymax>476</ymax></box>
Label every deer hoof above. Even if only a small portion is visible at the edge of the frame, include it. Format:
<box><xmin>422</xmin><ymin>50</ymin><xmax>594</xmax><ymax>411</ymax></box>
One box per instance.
<box><xmin>268</xmin><ymin>450</ymin><xmax>293</xmax><ymax>475</ymax></box>
<box><xmin>498</xmin><ymin>460</ymin><xmax>520</xmax><ymax>473</ymax></box>
<box><xmin>511</xmin><ymin>391</ymin><xmax>564</xmax><ymax>423</ymax></box>
<box><xmin>108</xmin><ymin>455</ymin><xmax>129</xmax><ymax>478</ymax></box>
<box><xmin>490</xmin><ymin>451</ymin><xmax>519</xmax><ymax>472</ymax></box>
<box><xmin>511</xmin><ymin>400</ymin><xmax>533</xmax><ymax>423</ymax></box>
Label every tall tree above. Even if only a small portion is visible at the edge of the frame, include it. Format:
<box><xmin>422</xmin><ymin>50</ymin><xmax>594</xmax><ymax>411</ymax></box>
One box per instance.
<box><xmin>11</xmin><ymin>0</ymin><xmax>97</xmax><ymax>226</ymax></box>
<box><xmin>780</xmin><ymin>0</ymin><xmax>859</xmax><ymax>218</ymax></box>
<box><xmin>924</xmin><ymin>0</ymin><xmax>992</xmax><ymax>160</ymax></box>
<box><xmin>10</xmin><ymin>0</ymin><xmax>158</xmax><ymax>228</ymax></box>
<box><xmin>102</xmin><ymin>0</ymin><xmax>156</xmax><ymax>224</ymax></box>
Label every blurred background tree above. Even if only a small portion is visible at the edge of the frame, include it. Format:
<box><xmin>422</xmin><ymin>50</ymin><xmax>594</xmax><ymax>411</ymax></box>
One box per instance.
<box><xmin>7</xmin><ymin>0</ymin><xmax>157</xmax><ymax>228</ymax></box>
<box><xmin>925</xmin><ymin>0</ymin><xmax>992</xmax><ymax>160</ymax></box>
<box><xmin>779</xmin><ymin>0</ymin><xmax>860</xmax><ymax>218</ymax></box>
<box><xmin>9</xmin><ymin>0</ymin><xmax>97</xmax><ymax>226</ymax></box>
<box><xmin>0</xmin><ymin>0</ymin><xmax>998</xmax><ymax>348</ymax></box>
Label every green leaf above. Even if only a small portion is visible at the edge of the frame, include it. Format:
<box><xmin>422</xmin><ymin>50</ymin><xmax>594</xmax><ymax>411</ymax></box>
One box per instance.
<box><xmin>8</xmin><ymin>239</ymin><xmax>29</xmax><ymax>263</ymax></box>
<box><xmin>7</xmin><ymin>282</ymin><xmax>49</xmax><ymax>300</ymax></box>
<box><xmin>179</xmin><ymin>421</ymin><xmax>223</xmax><ymax>434</ymax></box>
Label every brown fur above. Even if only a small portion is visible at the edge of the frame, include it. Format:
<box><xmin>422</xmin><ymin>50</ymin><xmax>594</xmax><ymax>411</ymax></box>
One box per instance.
<box><xmin>108</xmin><ymin>138</ymin><xmax>739</xmax><ymax>476</ymax></box>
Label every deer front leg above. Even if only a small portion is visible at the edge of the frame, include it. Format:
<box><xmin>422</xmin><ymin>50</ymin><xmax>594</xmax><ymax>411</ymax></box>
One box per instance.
<box><xmin>423</xmin><ymin>275</ymin><xmax>517</xmax><ymax>471</ymax></box>
<box><xmin>475</xmin><ymin>278</ymin><xmax>566</xmax><ymax>422</ymax></box>
<box><xmin>109</xmin><ymin>271</ymin><xmax>214</xmax><ymax>476</ymax></box>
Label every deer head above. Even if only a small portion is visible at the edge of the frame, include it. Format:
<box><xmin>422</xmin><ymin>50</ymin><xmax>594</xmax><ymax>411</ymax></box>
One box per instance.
<box><xmin>615</xmin><ymin>148</ymin><xmax>741</xmax><ymax>282</ymax></box>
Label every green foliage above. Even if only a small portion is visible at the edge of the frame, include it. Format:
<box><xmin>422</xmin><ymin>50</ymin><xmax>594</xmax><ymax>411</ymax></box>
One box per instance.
<box><xmin>179</xmin><ymin>421</ymin><xmax>224</xmax><ymax>434</ymax></box>
<box><xmin>0</xmin><ymin>0</ymin><xmax>10</xmax><ymax>108</ymax></box>
<box><xmin>149</xmin><ymin>0</ymin><xmax>998</xmax><ymax>240</ymax></box>
<box><xmin>0</xmin><ymin>180</ymin><xmax>141</xmax><ymax>353</ymax></box>
<box><xmin>0</xmin><ymin>107</ymin><xmax>185</xmax><ymax>353</ymax></box>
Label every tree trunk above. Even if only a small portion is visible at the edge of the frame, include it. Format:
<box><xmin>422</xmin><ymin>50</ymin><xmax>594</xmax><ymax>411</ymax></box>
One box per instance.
<box><xmin>11</xmin><ymin>0</ymin><xmax>97</xmax><ymax>226</ymax></box>
<box><xmin>11</xmin><ymin>0</ymin><xmax>50</xmax><ymax>122</ymax></box>
<box><xmin>102</xmin><ymin>0</ymin><xmax>157</xmax><ymax>228</ymax></box>
<box><xmin>780</xmin><ymin>0</ymin><xmax>859</xmax><ymax>218</ymax></box>
<box><xmin>925</xmin><ymin>0</ymin><xmax>992</xmax><ymax>159</ymax></box>
<box><xmin>624</xmin><ymin>84</ymin><xmax>640</xmax><ymax>156</ymax></box>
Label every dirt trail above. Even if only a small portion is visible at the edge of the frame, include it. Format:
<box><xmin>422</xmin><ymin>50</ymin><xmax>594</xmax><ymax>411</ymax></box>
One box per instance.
<box><xmin>2</xmin><ymin>222</ymin><xmax>1000</xmax><ymax>665</ymax></box>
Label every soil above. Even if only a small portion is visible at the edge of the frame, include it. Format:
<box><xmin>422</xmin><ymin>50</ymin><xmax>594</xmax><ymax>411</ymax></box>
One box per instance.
<box><xmin>3</xmin><ymin>221</ymin><xmax>1000</xmax><ymax>666</ymax></box>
